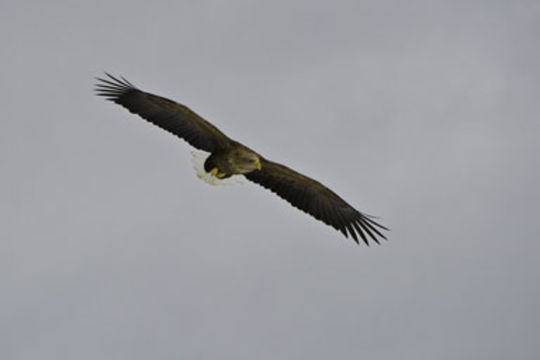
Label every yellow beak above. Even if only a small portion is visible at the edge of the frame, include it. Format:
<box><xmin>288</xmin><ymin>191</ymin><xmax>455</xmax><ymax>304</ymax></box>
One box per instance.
<box><xmin>255</xmin><ymin>160</ymin><xmax>262</xmax><ymax>171</ymax></box>
<box><xmin>209</xmin><ymin>167</ymin><xmax>219</xmax><ymax>176</ymax></box>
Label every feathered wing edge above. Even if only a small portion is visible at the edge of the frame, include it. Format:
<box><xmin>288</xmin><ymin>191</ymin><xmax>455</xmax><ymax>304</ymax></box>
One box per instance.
<box><xmin>94</xmin><ymin>72</ymin><xmax>137</xmax><ymax>100</ymax></box>
<box><xmin>245</xmin><ymin>159</ymin><xmax>388</xmax><ymax>245</ymax></box>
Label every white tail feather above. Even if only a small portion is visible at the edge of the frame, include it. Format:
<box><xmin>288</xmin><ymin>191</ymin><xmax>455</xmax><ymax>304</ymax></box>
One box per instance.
<box><xmin>190</xmin><ymin>150</ymin><xmax>245</xmax><ymax>186</ymax></box>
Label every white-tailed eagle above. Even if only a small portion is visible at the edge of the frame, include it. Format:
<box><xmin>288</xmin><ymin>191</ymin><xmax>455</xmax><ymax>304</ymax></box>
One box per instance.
<box><xmin>95</xmin><ymin>74</ymin><xmax>388</xmax><ymax>245</ymax></box>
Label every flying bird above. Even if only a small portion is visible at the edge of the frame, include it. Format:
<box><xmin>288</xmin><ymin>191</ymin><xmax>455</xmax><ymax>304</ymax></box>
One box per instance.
<box><xmin>94</xmin><ymin>74</ymin><xmax>388</xmax><ymax>245</ymax></box>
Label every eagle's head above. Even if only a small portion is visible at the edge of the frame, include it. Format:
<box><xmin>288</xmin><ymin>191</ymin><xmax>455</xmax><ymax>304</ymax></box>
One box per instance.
<box><xmin>234</xmin><ymin>152</ymin><xmax>262</xmax><ymax>173</ymax></box>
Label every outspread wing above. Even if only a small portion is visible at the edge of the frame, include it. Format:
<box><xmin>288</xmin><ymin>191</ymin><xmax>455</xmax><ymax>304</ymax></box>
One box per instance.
<box><xmin>245</xmin><ymin>158</ymin><xmax>388</xmax><ymax>245</ymax></box>
<box><xmin>94</xmin><ymin>73</ymin><xmax>232</xmax><ymax>152</ymax></box>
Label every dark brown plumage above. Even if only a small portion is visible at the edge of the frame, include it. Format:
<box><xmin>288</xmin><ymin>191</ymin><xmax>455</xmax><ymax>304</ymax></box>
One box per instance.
<box><xmin>95</xmin><ymin>73</ymin><xmax>388</xmax><ymax>245</ymax></box>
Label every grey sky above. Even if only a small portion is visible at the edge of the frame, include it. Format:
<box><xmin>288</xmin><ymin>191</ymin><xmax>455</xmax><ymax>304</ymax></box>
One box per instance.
<box><xmin>1</xmin><ymin>0</ymin><xmax>539</xmax><ymax>359</ymax></box>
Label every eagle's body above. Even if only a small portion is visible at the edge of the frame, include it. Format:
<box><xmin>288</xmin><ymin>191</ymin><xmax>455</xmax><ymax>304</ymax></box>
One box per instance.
<box><xmin>95</xmin><ymin>74</ymin><xmax>388</xmax><ymax>245</ymax></box>
<box><xmin>203</xmin><ymin>142</ymin><xmax>261</xmax><ymax>178</ymax></box>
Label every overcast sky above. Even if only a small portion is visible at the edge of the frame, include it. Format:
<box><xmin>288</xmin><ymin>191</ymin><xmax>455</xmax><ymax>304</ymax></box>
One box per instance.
<box><xmin>1</xmin><ymin>0</ymin><xmax>539</xmax><ymax>359</ymax></box>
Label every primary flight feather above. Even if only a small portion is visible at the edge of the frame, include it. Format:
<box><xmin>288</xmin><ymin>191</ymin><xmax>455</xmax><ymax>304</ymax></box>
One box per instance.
<box><xmin>95</xmin><ymin>73</ymin><xmax>388</xmax><ymax>245</ymax></box>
